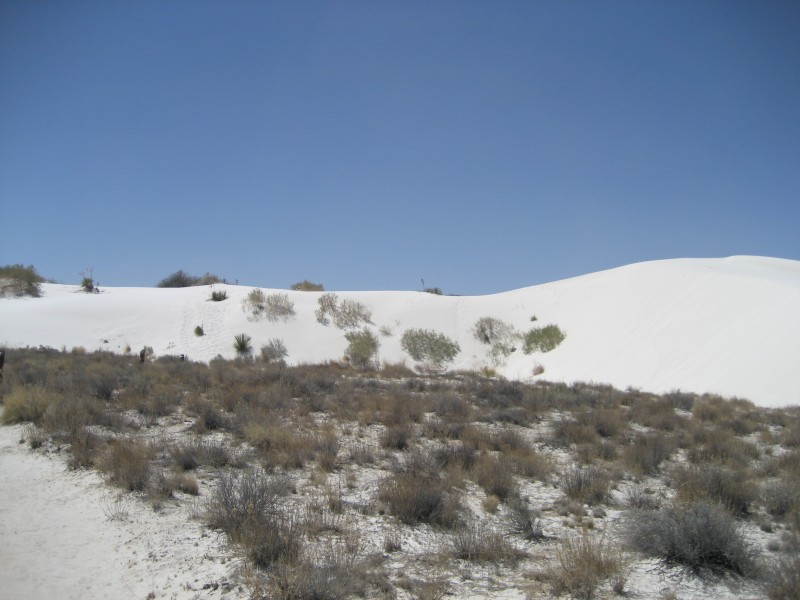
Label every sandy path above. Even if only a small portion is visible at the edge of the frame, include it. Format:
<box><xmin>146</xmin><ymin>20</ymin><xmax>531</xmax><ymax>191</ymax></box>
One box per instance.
<box><xmin>0</xmin><ymin>419</ymin><xmax>245</xmax><ymax>600</ymax></box>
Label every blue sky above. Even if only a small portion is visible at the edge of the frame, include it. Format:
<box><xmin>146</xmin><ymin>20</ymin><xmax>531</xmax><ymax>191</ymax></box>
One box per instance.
<box><xmin>1</xmin><ymin>1</ymin><xmax>798</xmax><ymax>294</ymax></box>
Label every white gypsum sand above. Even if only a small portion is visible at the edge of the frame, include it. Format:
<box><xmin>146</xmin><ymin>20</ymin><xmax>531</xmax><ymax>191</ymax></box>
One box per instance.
<box><xmin>1</xmin><ymin>256</ymin><xmax>798</xmax><ymax>407</ymax></box>
<box><xmin>0</xmin><ymin>417</ymin><xmax>244</xmax><ymax>600</ymax></box>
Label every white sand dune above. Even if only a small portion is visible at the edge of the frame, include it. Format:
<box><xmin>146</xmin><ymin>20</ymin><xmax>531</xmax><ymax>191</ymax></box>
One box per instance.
<box><xmin>2</xmin><ymin>256</ymin><xmax>798</xmax><ymax>407</ymax></box>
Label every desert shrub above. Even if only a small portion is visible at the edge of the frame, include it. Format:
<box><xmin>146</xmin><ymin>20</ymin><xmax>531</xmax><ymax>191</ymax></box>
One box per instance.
<box><xmin>451</xmin><ymin>521</ymin><xmax>524</xmax><ymax>564</ymax></box>
<box><xmin>233</xmin><ymin>333</ymin><xmax>253</xmax><ymax>357</ymax></box>
<box><xmin>260</xmin><ymin>338</ymin><xmax>288</xmax><ymax>364</ymax></box>
<box><xmin>762</xmin><ymin>480</ymin><xmax>800</xmax><ymax>520</ymax></box>
<box><xmin>400</xmin><ymin>329</ymin><xmax>460</xmax><ymax>371</ymax></box>
<box><xmin>187</xmin><ymin>396</ymin><xmax>229</xmax><ymax>431</ymax></box>
<box><xmin>315</xmin><ymin>292</ymin><xmax>339</xmax><ymax>324</ymax></box>
<box><xmin>549</xmin><ymin>533</ymin><xmax>627</xmax><ymax>599</ymax></box>
<box><xmin>507</xmin><ymin>494</ymin><xmax>545</xmax><ymax>541</ymax></box>
<box><xmin>473</xmin><ymin>317</ymin><xmax>518</xmax><ymax>365</ymax></box>
<box><xmin>623</xmin><ymin>485</ymin><xmax>661</xmax><ymax>510</ymax></box>
<box><xmin>290</xmin><ymin>279</ymin><xmax>324</xmax><ymax>291</ymax></box>
<box><xmin>242</xmin><ymin>289</ymin><xmax>296</xmax><ymax>322</ymax></box>
<box><xmin>379</xmin><ymin>473</ymin><xmax>461</xmax><ymax>528</ymax></box>
<box><xmin>157</xmin><ymin>270</ymin><xmax>223</xmax><ymax>287</ymax></box>
<box><xmin>210</xmin><ymin>288</ymin><xmax>227</xmax><ymax>301</ymax></box>
<box><xmin>1</xmin><ymin>385</ymin><xmax>58</xmax><ymax>424</ymax></box>
<box><xmin>424</xmin><ymin>287</ymin><xmax>443</xmax><ymax>295</ymax></box>
<box><xmin>344</xmin><ymin>328</ymin><xmax>380</xmax><ymax>369</ymax></box>
<box><xmin>194</xmin><ymin>325</ymin><xmax>204</xmax><ymax>336</ymax></box>
<box><xmin>550</xmin><ymin>418</ymin><xmax>599</xmax><ymax>448</ymax></box>
<box><xmin>624</xmin><ymin>433</ymin><xmax>676</xmax><ymax>475</ymax></box>
<box><xmin>204</xmin><ymin>469</ymin><xmax>293</xmax><ymax>536</ymax></box>
<box><xmin>625</xmin><ymin>502</ymin><xmax>759</xmax><ymax>578</ymax></box>
<box><xmin>561</xmin><ymin>466</ymin><xmax>611</xmax><ymax>505</ymax></box>
<box><xmin>764</xmin><ymin>554</ymin><xmax>800</xmax><ymax>600</ymax></box>
<box><xmin>99</xmin><ymin>439</ymin><xmax>152</xmax><ymax>492</ymax></box>
<box><xmin>333</xmin><ymin>298</ymin><xmax>372</xmax><ymax>329</ymax></box>
<box><xmin>670</xmin><ymin>465</ymin><xmax>756</xmax><ymax>517</ymax></box>
<box><xmin>80</xmin><ymin>270</ymin><xmax>97</xmax><ymax>293</ymax></box>
<box><xmin>522</xmin><ymin>324</ymin><xmax>565</xmax><ymax>353</ymax></box>
<box><xmin>472</xmin><ymin>453</ymin><xmax>517</xmax><ymax>500</ymax></box>
<box><xmin>381</xmin><ymin>423</ymin><xmax>413</xmax><ymax>450</ymax></box>
<box><xmin>0</xmin><ymin>264</ymin><xmax>44</xmax><ymax>297</ymax></box>
<box><xmin>687</xmin><ymin>427</ymin><xmax>759</xmax><ymax>467</ymax></box>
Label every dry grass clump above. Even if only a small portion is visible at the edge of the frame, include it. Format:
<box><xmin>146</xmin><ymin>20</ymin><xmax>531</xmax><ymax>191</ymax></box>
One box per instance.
<box><xmin>630</xmin><ymin>396</ymin><xmax>685</xmax><ymax>431</ymax></box>
<box><xmin>625</xmin><ymin>501</ymin><xmax>759</xmax><ymax>578</ymax></box>
<box><xmin>686</xmin><ymin>427</ymin><xmax>760</xmax><ymax>467</ymax></box>
<box><xmin>451</xmin><ymin>521</ymin><xmax>525</xmax><ymax>564</ymax></box>
<box><xmin>471</xmin><ymin>453</ymin><xmax>517</xmax><ymax>500</ymax></box>
<box><xmin>507</xmin><ymin>494</ymin><xmax>546</xmax><ymax>541</ymax></box>
<box><xmin>546</xmin><ymin>532</ymin><xmax>628</xmax><ymax>599</ymax></box>
<box><xmin>1</xmin><ymin>385</ymin><xmax>59</xmax><ymax>424</ymax></box>
<box><xmin>379</xmin><ymin>472</ymin><xmax>461</xmax><ymax>528</ymax></box>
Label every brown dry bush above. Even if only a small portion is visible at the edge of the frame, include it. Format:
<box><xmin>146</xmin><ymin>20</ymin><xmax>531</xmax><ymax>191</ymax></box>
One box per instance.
<box><xmin>550</xmin><ymin>418</ymin><xmax>599</xmax><ymax>448</ymax></box>
<box><xmin>451</xmin><ymin>521</ymin><xmax>525</xmax><ymax>564</ymax></box>
<box><xmin>576</xmin><ymin>407</ymin><xmax>629</xmax><ymax>440</ymax></box>
<box><xmin>547</xmin><ymin>532</ymin><xmax>627</xmax><ymax>599</ymax></box>
<box><xmin>686</xmin><ymin>427</ymin><xmax>760</xmax><ymax>467</ymax></box>
<box><xmin>1</xmin><ymin>385</ymin><xmax>58</xmax><ymax>424</ymax></box>
<box><xmin>630</xmin><ymin>396</ymin><xmax>685</xmax><ymax>431</ymax></box>
<box><xmin>381</xmin><ymin>423</ymin><xmax>413</xmax><ymax>450</ymax></box>
<box><xmin>561</xmin><ymin>466</ymin><xmax>611</xmax><ymax>505</ymax></box>
<box><xmin>99</xmin><ymin>438</ymin><xmax>153</xmax><ymax>491</ymax></box>
<box><xmin>670</xmin><ymin>464</ymin><xmax>757</xmax><ymax>517</ymax></box>
<box><xmin>624</xmin><ymin>433</ymin><xmax>676</xmax><ymax>475</ymax></box>
<box><xmin>763</xmin><ymin>554</ymin><xmax>800</xmax><ymax>600</ymax></box>
<box><xmin>379</xmin><ymin>472</ymin><xmax>461</xmax><ymax>528</ymax></box>
<box><xmin>472</xmin><ymin>453</ymin><xmax>517</xmax><ymax>500</ymax></box>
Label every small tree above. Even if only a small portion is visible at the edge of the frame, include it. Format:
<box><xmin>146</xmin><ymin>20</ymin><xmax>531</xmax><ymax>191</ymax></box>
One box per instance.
<box><xmin>344</xmin><ymin>328</ymin><xmax>380</xmax><ymax>369</ymax></box>
<box><xmin>400</xmin><ymin>328</ymin><xmax>460</xmax><ymax>371</ymax></box>
<box><xmin>80</xmin><ymin>268</ymin><xmax>97</xmax><ymax>293</ymax></box>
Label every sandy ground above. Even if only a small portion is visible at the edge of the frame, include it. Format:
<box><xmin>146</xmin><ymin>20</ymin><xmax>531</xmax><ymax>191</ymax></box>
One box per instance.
<box><xmin>0</xmin><ymin>417</ymin><xmax>246</xmax><ymax>600</ymax></box>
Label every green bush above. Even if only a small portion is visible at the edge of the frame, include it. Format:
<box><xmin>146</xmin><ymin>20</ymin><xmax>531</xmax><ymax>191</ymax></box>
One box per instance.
<box><xmin>522</xmin><ymin>324</ymin><xmax>566</xmax><ymax>353</ymax></box>
<box><xmin>290</xmin><ymin>280</ymin><xmax>324</xmax><ymax>291</ymax></box>
<box><xmin>400</xmin><ymin>328</ymin><xmax>460</xmax><ymax>371</ymax></box>
<box><xmin>0</xmin><ymin>264</ymin><xmax>44</xmax><ymax>297</ymax></box>
<box><xmin>344</xmin><ymin>328</ymin><xmax>380</xmax><ymax>369</ymax></box>
<box><xmin>210</xmin><ymin>288</ymin><xmax>227</xmax><ymax>302</ymax></box>
<box><xmin>194</xmin><ymin>325</ymin><xmax>204</xmax><ymax>337</ymax></box>
<box><xmin>233</xmin><ymin>333</ymin><xmax>253</xmax><ymax>356</ymax></box>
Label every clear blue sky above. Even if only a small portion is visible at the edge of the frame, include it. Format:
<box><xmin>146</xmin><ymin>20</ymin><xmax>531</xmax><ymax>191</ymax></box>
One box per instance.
<box><xmin>1</xmin><ymin>1</ymin><xmax>798</xmax><ymax>294</ymax></box>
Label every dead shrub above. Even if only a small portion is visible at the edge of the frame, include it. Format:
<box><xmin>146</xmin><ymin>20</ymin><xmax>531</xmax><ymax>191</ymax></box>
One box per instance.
<box><xmin>762</xmin><ymin>480</ymin><xmax>800</xmax><ymax>520</ymax></box>
<box><xmin>381</xmin><ymin>423</ymin><xmax>413</xmax><ymax>450</ymax></box>
<box><xmin>561</xmin><ymin>466</ymin><xmax>611</xmax><ymax>505</ymax></box>
<box><xmin>204</xmin><ymin>469</ymin><xmax>293</xmax><ymax>539</ymax></box>
<box><xmin>625</xmin><ymin>502</ymin><xmax>759</xmax><ymax>578</ymax></box>
<box><xmin>550</xmin><ymin>418</ymin><xmax>599</xmax><ymax>448</ymax></box>
<box><xmin>687</xmin><ymin>427</ymin><xmax>760</xmax><ymax>467</ymax></box>
<box><xmin>507</xmin><ymin>494</ymin><xmax>546</xmax><ymax>541</ymax></box>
